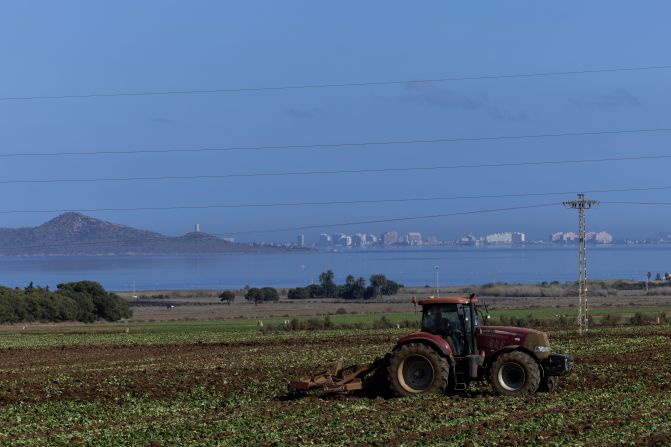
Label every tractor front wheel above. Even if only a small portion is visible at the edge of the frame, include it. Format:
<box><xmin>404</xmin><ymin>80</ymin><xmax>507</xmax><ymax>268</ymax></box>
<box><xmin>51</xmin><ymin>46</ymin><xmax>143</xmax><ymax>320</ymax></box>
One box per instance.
<box><xmin>489</xmin><ymin>351</ymin><xmax>541</xmax><ymax>396</ymax></box>
<box><xmin>387</xmin><ymin>343</ymin><xmax>449</xmax><ymax>397</ymax></box>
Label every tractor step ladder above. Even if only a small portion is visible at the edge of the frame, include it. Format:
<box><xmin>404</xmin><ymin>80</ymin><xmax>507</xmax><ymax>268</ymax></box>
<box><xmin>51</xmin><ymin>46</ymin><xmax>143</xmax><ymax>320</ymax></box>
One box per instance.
<box><xmin>454</xmin><ymin>371</ymin><xmax>467</xmax><ymax>391</ymax></box>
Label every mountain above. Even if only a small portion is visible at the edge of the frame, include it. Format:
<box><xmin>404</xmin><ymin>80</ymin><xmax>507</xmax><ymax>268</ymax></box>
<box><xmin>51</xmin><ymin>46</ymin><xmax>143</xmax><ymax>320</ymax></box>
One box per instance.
<box><xmin>0</xmin><ymin>213</ymin><xmax>305</xmax><ymax>255</ymax></box>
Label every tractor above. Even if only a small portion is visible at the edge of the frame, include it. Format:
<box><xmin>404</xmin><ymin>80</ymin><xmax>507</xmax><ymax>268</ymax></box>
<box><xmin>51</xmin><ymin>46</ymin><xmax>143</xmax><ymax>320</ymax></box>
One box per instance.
<box><xmin>289</xmin><ymin>295</ymin><xmax>573</xmax><ymax>397</ymax></box>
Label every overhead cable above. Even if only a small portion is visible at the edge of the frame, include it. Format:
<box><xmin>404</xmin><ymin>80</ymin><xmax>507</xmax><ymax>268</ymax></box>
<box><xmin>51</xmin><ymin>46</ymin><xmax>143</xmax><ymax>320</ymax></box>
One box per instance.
<box><xmin>0</xmin><ymin>154</ymin><xmax>669</xmax><ymax>185</ymax></box>
<box><xmin>1</xmin><ymin>64</ymin><xmax>669</xmax><ymax>102</ymax></box>
<box><xmin>2</xmin><ymin>127</ymin><xmax>670</xmax><ymax>158</ymax></box>
<box><xmin>1</xmin><ymin>185</ymin><xmax>670</xmax><ymax>214</ymax></box>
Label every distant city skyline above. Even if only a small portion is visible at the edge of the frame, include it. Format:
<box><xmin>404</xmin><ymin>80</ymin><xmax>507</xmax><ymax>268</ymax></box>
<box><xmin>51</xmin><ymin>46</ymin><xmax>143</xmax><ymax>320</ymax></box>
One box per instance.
<box><xmin>306</xmin><ymin>228</ymin><xmax>619</xmax><ymax>248</ymax></box>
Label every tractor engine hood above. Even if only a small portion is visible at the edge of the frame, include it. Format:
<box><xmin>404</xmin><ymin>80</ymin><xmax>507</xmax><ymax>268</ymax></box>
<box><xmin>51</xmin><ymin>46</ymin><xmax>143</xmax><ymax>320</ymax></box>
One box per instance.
<box><xmin>477</xmin><ymin>326</ymin><xmax>552</xmax><ymax>359</ymax></box>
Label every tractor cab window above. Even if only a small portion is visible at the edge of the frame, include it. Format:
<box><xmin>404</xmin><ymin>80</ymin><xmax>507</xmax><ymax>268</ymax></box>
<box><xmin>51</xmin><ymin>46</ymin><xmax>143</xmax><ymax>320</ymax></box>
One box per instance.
<box><xmin>422</xmin><ymin>303</ymin><xmax>469</xmax><ymax>356</ymax></box>
<box><xmin>464</xmin><ymin>306</ymin><xmax>481</xmax><ymax>327</ymax></box>
<box><xmin>422</xmin><ymin>304</ymin><xmax>461</xmax><ymax>336</ymax></box>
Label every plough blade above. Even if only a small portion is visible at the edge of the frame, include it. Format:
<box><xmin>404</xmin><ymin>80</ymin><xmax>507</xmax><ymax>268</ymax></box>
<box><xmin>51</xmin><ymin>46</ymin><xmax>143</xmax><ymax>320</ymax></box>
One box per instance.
<box><xmin>288</xmin><ymin>358</ymin><xmax>384</xmax><ymax>394</ymax></box>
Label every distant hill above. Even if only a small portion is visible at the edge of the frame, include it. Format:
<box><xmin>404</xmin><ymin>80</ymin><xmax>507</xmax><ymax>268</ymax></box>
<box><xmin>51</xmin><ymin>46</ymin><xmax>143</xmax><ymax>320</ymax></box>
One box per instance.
<box><xmin>0</xmin><ymin>213</ymin><xmax>307</xmax><ymax>255</ymax></box>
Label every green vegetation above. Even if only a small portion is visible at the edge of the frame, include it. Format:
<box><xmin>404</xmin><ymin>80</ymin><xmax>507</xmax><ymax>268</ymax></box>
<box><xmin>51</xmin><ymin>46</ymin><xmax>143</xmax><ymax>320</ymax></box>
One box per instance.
<box><xmin>287</xmin><ymin>270</ymin><xmax>402</xmax><ymax>299</ymax></box>
<box><xmin>0</xmin><ymin>322</ymin><xmax>669</xmax><ymax>446</ymax></box>
<box><xmin>244</xmin><ymin>287</ymin><xmax>280</xmax><ymax>303</ymax></box>
<box><xmin>473</xmin><ymin>278</ymin><xmax>671</xmax><ymax>297</ymax></box>
<box><xmin>218</xmin><ymin>290</ymin><xmax>235</xmax><ymax>304</ymax></box>
<box><xmin>0</xmin><ymin>281</ymin><xmax>131</xmax><ymax>323</ymax></box>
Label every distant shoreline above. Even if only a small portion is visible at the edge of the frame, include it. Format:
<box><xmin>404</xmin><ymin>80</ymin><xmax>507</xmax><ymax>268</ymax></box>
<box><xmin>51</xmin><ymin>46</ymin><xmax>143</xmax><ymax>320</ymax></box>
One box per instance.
<box><xmin>3</xmin><ymin>241</ymin><xmax>671</xmax><ymax>257</ymax></box>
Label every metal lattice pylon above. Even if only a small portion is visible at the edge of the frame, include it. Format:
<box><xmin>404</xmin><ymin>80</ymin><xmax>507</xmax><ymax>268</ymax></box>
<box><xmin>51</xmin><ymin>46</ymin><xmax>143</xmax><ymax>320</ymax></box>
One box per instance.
<box><xmin>563</xmin><ymin>194</ymin><xmax>599</xmax><ymax>334</ymax></box>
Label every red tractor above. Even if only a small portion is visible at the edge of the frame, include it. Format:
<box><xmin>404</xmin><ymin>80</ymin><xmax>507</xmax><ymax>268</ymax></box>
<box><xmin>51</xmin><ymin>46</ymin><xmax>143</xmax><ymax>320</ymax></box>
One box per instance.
<box><xmin>289</xmin><ymin>295</ymin><xmax>573</xmax><ymax>396</ymax></box>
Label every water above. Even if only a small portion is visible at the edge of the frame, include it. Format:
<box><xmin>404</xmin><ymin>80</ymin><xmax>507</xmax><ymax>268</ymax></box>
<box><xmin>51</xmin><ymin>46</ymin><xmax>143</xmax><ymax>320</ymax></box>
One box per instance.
<box><xmin>0</xmin><ymin>245</ymin><xmax>668</xmax><ymax>291</ymax></box>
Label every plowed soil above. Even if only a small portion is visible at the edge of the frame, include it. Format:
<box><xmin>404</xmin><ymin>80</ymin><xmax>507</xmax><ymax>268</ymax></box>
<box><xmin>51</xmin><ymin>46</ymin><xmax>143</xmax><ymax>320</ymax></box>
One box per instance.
<box><xmin>0</xmin><ymin>325</ymin><xmax>670</xmax><ymax>446</ymax></box>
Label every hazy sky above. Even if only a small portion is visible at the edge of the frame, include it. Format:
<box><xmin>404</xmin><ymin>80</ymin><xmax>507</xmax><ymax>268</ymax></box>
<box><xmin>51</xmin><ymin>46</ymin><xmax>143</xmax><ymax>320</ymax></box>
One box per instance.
<box><xmin>1</xmin><ymin>1</ymin><xmax>670</xmax><ymax>242</ymax></box>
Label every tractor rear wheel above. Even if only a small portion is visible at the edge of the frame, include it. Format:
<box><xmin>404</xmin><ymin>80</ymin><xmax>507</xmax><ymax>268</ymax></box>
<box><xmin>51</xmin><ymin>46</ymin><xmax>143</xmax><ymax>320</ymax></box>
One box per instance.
<box><xmin>489</xmin><ymin>351</ymin><xmax>541</xmax><ymax>396</ymax></box>
<box><xmin>387</xmin><ymin>343</ymin><xmax>449</xmax><ymax>397</ymax></box>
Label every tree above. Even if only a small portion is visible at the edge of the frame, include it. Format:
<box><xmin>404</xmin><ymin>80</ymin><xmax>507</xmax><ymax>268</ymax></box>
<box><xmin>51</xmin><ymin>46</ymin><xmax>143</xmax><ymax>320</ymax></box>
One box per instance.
<box><xmin>381</xmin><ymin>279</ymin><xmax>402</xmax><ymax>296</ymax></box>
<box><xmin>656</xmin><ymin>273</ymin><xmax>662</xmax><ymax>281</ymax></box>
<box><xmin>260</xmin><ymin>287</ymin><xmax>280</xmax><ymax>302</ymax></box>
<box><xmin>288</xmin><ymin>287</ymin><xmax>310</xmax><ymax>300</ymax></box>
<box><xmin>219</xmin><ymin>290</ymin><xmax>235</xmax><ymax>305</ymax></box>
<box><xmin>367</xmin><ymin>274</ymin><xmax>388</xmax><ymax>299</ymax></box>
<box><xmin>319</xmin><ymin>270</ymin><xmax>337</xmax><ymax>298</ymax></box>
<box><xmin>56</xmin><ymin>281</ymin><xmax>132</xmax><ymax>321</ymax></box>
<box><xmin>244</xmin><ymin>287</ymin><xmax>279</xmax><ymax>304</ymax></box>
<box><xmin>245</xmin><ymin>288</ymin><xmax>263</xmax><ymax>305</ymax></box>
<box><xmin>342</xmin><ymin>276</ymin><xmax>366</xmax><ymax>299</ymax></box>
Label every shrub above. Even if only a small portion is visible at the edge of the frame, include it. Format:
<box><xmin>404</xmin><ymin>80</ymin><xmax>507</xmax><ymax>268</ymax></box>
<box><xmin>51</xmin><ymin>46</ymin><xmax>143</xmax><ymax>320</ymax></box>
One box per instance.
<box><xmin>0</xmin><ymin>281</ymin><xmax>131</xmax><ymax>323</ymax></box>
<box><xmin>244</xmin><ymin>287</ymin><xmax>280</xmax><ymax>303</ymax></box>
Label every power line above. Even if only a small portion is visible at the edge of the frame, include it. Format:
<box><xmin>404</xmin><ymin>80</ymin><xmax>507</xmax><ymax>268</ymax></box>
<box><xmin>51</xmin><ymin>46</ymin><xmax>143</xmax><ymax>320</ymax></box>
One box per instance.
<box><xmin>2</xmin><ymin>127</ymin><xmax>670</xmax><ymax>159</ymax></box>
<box><xmin>1</xmin><ymin>64</ymin><xmax>669</xmax><ymax>102</ymax></box>
<box><xmin>0</xmin><ymin>202</ymin><xmax>559</xmax><ymax>252</ymax></box>
<box><xmin>215</xmin><ymin>203</ymin><xmax>560</xmax><ymax>236</ymax></box>
<box><xmin>1</xmin><ymin>154</ymin><xmax>669</xmax><ymax>185</ymax></box>
<box><xmin>2</xmin><ymin>185</ymin><xmax>670</xmax><ymax>215</ymax></box>
<box><xmin>601</xmin><ymin>201</ymin><xmax>671</xmax><ymax>206</ymax></box>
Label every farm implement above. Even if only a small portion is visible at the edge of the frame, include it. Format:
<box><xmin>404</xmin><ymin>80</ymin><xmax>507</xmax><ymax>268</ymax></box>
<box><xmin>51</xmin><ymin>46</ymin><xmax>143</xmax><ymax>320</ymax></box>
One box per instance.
<box><xmin>288</xmin><ymin>358</ymin><xmax>386</xmax><ymax>394</ymax></box>
<box><xmin>289</xmin><ymin>295</ymin><xmax>573</xmax><ymax>397</ymax></box>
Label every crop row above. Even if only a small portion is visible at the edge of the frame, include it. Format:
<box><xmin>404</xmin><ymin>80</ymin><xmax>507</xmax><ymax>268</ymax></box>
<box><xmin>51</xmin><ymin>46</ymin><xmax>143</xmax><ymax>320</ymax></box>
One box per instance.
<box><xmin>0</xmin><ymin>325</ymin><xmax>669</xmax><ymax>445</ymax></box>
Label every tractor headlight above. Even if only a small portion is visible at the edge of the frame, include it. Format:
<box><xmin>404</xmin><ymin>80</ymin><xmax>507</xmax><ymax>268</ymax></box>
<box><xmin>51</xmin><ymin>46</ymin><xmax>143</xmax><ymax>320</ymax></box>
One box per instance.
<box><xmin>534</xmin><ymin>346</ymin><xmax>551</xmax><ymax>353</ymax></box>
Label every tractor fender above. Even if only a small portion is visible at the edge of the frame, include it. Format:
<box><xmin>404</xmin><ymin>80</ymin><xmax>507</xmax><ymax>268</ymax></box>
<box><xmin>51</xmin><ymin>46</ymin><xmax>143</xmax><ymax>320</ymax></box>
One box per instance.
<box><xmin>393</xmin><ymin>332</ymin><xmax>455</xmax><ymax>364</ymax></box>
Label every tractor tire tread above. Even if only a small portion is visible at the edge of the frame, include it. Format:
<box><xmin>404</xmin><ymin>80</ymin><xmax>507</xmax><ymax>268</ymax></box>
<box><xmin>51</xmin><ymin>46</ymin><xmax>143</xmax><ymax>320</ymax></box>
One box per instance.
<box><xmin>489</xmin><ymin>350</ymin><xmax>541</xmax><ymax>396</ymax></box>
<box><xmin>386</xmin><ymin>343</ymin><xmax>449</xmax><ymax>397</ymax></box>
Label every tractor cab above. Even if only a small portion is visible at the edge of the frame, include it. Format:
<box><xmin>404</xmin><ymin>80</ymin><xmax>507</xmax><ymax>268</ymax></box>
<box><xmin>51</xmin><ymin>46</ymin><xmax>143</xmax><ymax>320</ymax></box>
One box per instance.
<box><xmin>420</xmin><ymin>299</ymin><xmax>479</xmax><ymax>356</ymax></box>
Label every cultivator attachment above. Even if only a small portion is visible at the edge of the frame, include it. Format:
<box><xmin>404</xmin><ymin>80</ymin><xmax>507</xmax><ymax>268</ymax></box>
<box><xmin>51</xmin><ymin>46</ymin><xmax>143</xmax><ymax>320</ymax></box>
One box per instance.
<box><xmin>288</xmin><ymin>357</ymin><xmax>385</xmax><ymax>394</ymax></box>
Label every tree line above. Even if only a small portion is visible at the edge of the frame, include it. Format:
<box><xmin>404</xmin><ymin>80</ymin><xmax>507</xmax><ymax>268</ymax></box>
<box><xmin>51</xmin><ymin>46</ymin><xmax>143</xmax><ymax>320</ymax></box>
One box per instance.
<box><xmin>0</xmin><ymin>281</ymin><xmax>132</xmax><ymax>323</ymax></box>
<box><xmin>287</xmin><ymin>271</ymin><xmax>402</xmax><ymax>300</ymax></box>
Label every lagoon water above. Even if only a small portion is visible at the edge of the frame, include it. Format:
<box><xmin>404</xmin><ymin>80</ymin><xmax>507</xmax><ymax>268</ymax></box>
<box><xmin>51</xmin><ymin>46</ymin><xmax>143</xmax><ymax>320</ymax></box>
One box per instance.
<box><xmin>0</xmin><ymin>245</ymin><xmax>669</xmax><ymax>291</ymax></box>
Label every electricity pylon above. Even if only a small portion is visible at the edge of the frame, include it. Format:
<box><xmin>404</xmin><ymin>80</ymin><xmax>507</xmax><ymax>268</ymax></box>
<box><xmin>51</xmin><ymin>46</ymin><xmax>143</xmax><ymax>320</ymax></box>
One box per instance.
<box><xmin>563</xmin><ymin>194</ymin><xmax>599</xmax><ymax>334</ymax></box>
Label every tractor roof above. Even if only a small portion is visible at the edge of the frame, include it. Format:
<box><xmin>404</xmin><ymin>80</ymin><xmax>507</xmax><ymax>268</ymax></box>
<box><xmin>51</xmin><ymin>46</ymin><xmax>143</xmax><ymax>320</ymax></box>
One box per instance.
<box><xmin>419</xmin><ymin>296</ymin><xmax>478</xmax><ymax>305</ymax></box>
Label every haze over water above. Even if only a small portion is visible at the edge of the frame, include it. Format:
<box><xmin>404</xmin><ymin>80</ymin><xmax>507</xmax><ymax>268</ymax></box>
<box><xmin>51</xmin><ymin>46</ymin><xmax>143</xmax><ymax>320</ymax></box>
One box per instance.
<box><xmin>1</xmin><ymin>245</ymin><xmax>668</xmax><ymax>291</ymax></box>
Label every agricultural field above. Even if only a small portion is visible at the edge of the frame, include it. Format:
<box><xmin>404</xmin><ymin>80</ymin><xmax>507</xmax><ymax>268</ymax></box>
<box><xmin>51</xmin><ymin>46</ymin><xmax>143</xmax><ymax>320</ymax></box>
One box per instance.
<box><xmin>0</xmin><ymin>321</ymin><xmax>670</xmax><ymax>446</ymax></box>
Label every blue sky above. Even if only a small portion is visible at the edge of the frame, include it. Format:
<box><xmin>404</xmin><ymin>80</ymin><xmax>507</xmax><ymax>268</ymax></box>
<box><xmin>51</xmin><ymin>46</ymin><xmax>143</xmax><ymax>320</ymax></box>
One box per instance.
<box><xmin>1</xmin><ymin>1</ymin><xmax>670</xmax><ymax>242</ymax></box>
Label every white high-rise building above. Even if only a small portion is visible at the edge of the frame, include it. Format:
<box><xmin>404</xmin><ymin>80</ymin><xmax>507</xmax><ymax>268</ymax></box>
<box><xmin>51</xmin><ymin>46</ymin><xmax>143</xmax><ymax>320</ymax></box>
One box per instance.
<box><xmin>353</xmin><ymin>233</ymin><xmax>367</xmax><ymax>246</ymax></box>
<box><xmin>595</xmin><ymin>231</ymin><xmax>613</xmax><ymax>244</ymax></box>
<box><xmin>297</xmin><ymin>233</ymin><xmax>305</xmax><ymax>247</ymax></box>
<box><xmin>485</xmin><ymin>232</ymin><xmax>513</xmax><ymax>244</ymax></box>
<box><xmin>407</xmin><ymin>232</ymin><xmax>422</xmax><ymax>245</ymax></box>
<box><xmin>382</xmin><ymin>231</ymin><xmax>398</xmax><ymax>245</ymax></box>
